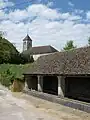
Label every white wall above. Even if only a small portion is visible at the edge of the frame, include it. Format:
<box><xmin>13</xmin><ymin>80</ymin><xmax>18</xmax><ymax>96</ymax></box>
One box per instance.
<box><xmin>33</xmin><ymin>53</ymin><xmax>51</xmax><ymax>61</ymax></box>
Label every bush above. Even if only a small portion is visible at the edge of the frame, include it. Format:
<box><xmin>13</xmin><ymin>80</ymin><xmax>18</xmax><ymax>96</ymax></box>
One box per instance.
<box><xmin>0</xmin><ymin>69</ymin><xmax>15</xmax><ymax>87</ymax></box>
<box><xmin>0</xmin><ymin>64</ymin><xmax>31</xmax><ymax>87</ymax></box>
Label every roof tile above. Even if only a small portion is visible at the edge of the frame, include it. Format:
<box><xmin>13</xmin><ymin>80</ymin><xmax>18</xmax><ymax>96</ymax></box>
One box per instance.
<box><xmin>24</xmin><ymin>46</ymin><xmax>90</xmax><ymax>75</ymax></box>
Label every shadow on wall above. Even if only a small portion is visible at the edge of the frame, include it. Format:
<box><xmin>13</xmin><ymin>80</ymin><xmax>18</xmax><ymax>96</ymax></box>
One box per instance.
<box><xmin>26</xmin><ymin>76</ymin><xmax>38</xmax><ymax>91</ymax></box>
<box><xmin>43</xmin><ymin>76</ymin><xmax>58</xmax><ymax>95</ymax></box>
<box><xmin>65</xmin><ymin>77</ymin><xmax>90</xmax><ymax>102</ymax></box>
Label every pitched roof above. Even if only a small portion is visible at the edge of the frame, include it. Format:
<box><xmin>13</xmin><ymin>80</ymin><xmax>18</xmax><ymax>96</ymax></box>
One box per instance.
<box><xmin>23</xmin><ymin>45</ymin><xmax>58</xmax><ymax>55</ymax></box>
<box><xmin>23</xmin><ymin>34</ymin><xmax>32</xmax><ymax>41</ymax></box>
<box><xmin>24</xmin><ymin>46</ymin><xmax>90</xmax><ymax>75</ymax></box>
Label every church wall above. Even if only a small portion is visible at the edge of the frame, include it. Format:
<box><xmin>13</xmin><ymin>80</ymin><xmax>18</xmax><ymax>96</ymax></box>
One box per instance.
<box><xmin>33</xmin><ymin>53</ymin><xmax>53</xmax><ymax>61</ymax></box>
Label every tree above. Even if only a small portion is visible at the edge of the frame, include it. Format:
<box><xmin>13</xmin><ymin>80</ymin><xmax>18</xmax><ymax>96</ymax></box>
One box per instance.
<box><xmin>63</xmin><ymin>40</ymin><xmax>76</xmax><ymax>51</ymax></box>
<box><xmin>0</xmin><ymin>32</ymin><xmax>34</xmax><ymax>64</ymax></box>
<box><xmin>0</xmin><ymin>31</ymin><xmax>4</xmax><ymax>38</ymax></box>
<box><xmin>88</xmin><ymin>37</ymin><xmax>90</xmax><ymax>45</ymax></box>
<box><xmin>20</xmin><ymin>53</ymin><xmax>34</xmax><ymax>64</ymax></box>
<box><xmin>0</xmin><ymin>33</ymin><xmax>20</xmax><ymax>64</ymax></box>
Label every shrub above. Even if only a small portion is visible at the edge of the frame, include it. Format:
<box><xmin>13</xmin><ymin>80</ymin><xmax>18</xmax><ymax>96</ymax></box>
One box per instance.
<box><xmin>0</xmin><ymin>69</ymin><xmax>15</xmax><ymax>87</ymax></box>
<box><xmin>0</xmin><ymin>64</ymin><xmax>31</xmax><ymax>88</ymax></box>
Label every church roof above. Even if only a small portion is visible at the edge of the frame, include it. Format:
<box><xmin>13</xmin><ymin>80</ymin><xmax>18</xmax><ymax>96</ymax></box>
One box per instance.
<box><xmin>23</xmin><ymin>34</ymin><xmax>32</xmax><ymax>41</ymax></box>
<box><xmin>24</xmin><ymin>46</ymin><xmax>90</xmax><ymax>75</ymax></box>
<box><xmin>23</xmin><ymin>45</ymin><xmax>58</xmax><ymax>55</ymax></box>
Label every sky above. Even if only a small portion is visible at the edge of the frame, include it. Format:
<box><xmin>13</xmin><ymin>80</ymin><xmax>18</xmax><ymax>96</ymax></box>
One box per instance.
<box><xmin>0</xmin><ymin>0</ymin><xmax>90</xmax><ymax>52</ymax></box>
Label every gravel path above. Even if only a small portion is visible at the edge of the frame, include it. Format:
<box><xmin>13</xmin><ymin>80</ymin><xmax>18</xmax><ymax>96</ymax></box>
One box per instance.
<box><xmin>0</xmin><ymin>86</ymin><xmax>90</xmax><ymax>120</ymax></box>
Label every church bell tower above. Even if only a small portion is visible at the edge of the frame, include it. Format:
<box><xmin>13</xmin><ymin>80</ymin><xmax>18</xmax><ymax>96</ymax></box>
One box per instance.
<box><xmin>23</xmin><ymin>34</ymin><xmax>32</xmax><ymax>51</ymax></box>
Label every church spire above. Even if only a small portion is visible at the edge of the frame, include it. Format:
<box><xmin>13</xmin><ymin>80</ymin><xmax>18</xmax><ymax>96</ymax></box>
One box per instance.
<box><xmin>23</xmin><ymin>34</ymin><xmax>32</xmax><ymax>51</ymax></box>
<box><xmin>23</xmin><ymin>34</ymin><xmax>32</xmax><ymax>41</ymax></box>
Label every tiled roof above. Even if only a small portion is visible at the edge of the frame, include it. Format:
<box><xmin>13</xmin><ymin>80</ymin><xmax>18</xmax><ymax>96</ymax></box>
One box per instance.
<box><xmin>23</xmin><ymin>45</ymin><xmax>58</xmax><ymax>55</ymax></box>
<box><xmin>24</xmin><ymin>46</ymin><xmax>90</xmax><ymax>75</ymax></box>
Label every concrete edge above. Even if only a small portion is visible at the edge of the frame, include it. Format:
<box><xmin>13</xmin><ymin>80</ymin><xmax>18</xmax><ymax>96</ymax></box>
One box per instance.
<box><xmin>23</xmin><ymin>90</ymin><xmax>90</xmax><ymax>113</ymax></box>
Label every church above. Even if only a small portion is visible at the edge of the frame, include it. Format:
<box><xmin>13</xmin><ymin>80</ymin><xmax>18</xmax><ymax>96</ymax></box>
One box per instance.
<box><xmin>22</xmin><ymin>34</ymin><xmax>58</xmax><ymax>60</ymax></box>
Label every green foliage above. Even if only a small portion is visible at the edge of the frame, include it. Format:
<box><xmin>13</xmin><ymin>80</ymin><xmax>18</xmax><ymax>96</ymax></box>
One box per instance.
<box><xmin>0</xmin><ymin>34</ymin><xmax>34</xmax><ymax>64</ymax></box>
<box><xmin>0</xmin><ymin>34</ymin><xmax>21</xmax><ymax>64</ymax></box>
<box><xmin>20</xmin><ymin>53</ymin><xmax>34</xmax><ymax>64</ymax></box>
<box><xmin>63</xmin><ymin>40</ymin><xmax>76</xmax><ymax>51</ymax></box>
<box><xmin>0</xmin><ymin>69</ymin><xmax>15</xmax><ymax>87</ymax></box>
<box><xmin>0</xmin><ymin>64</ymin><xmax>31</xmax><ymax>87</ymax></box>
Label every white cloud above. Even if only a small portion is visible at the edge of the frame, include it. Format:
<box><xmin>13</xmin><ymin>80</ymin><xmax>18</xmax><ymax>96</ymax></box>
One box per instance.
<box><xmin>0</xmin><ymin>3</ymin><xmax>89</xmax><ymax>52</ymax></box>
<box><xmin>27</xmin><ymin>4</ymin><xmax>60</xmax><ymax>20</ymax></box>
<box><xmin>27</xmin><ymin>4</ymin><xmax>82</xmax><ymax>21</ymax></box>
<box><xmin>68</xmin><ymin>1</ymin><xmax>74</xmax><ymax>7</ymax></box>
<box><xmin>86</xmin><ymin>11</ymin><xmax>90</xmax><ymax>19</ymax></box>
<box><xmin>1</xmin><ymin>4</ymin><xmax>82</xmax><ymax>22</ymax></box>
<box><xmin>59</xmin><ymin>12</ymin><xmax>81</xmax><ymax>21</ymax></box>
<box><xmin>0</xmin><ymin>10</ymin><xmax>6</xmax><ymax>20</ymax></box>
<box><xmin>8</xmin><ymin>9</ymin><xmax>28</xmax><ymax>22</ymax></box>
<box><xmin>0</xmin><ymin>0</ymin><xmax>14</xmax><ymax>9</ymax></box>
<box><xmin>47</xmin><ymin>1</ymin><xmax>54</xmax><ymax>7</ymax></box>
<box><xmin>74</xmin><ymin>9</ymin><xmax>84</xmax><ymax>14</ymax></box>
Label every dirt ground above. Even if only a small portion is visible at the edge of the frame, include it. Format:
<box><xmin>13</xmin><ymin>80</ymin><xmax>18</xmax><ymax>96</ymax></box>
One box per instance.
<box><xmin>12</xmin><ymin>92</ymin><xmax>90</xmax><ymax>120</ymax></box>
<box><xmin>0</xmin><ymin>83</ymin><xmax>90</xmax><ymax>120</ymax></box>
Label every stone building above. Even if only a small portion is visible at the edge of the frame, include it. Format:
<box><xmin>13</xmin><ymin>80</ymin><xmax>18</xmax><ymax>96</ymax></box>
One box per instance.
<box><xmin>24</xmin><ymin>46</ymin><xmax>90</xmax><ymax>102</ymax></box>
<box><xmin>23</xmin><ymin>34</ymin><xmax>32</xmax><ymax>51</ymax></box>
<box><xmin>23</xmin><ymin>35</ymin><xmax>58</xmax><ymax>60</ymax></box>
